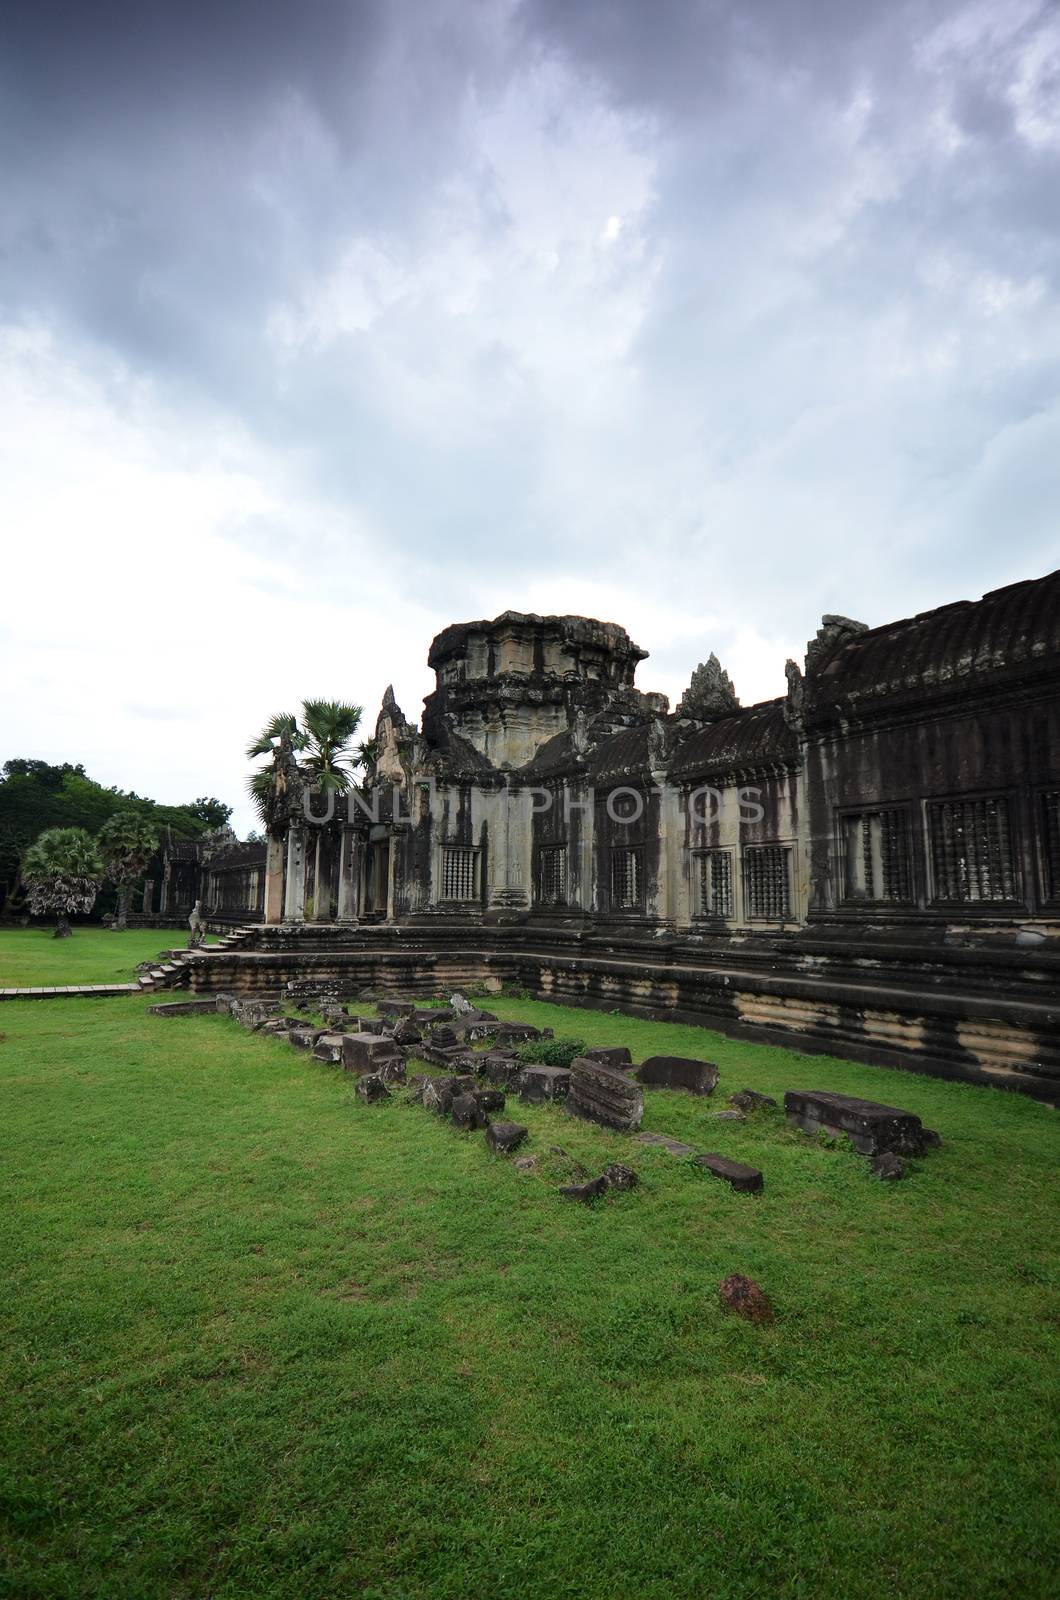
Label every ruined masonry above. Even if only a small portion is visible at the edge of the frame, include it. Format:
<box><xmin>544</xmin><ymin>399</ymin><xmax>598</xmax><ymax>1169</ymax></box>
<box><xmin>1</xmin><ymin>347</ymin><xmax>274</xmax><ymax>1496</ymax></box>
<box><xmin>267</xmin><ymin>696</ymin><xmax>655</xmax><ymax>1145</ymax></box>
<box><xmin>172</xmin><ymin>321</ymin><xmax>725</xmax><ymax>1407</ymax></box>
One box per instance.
<box><xmin>151</xmin><ymin>573</ymin><xmax>1060</xmax><ymax>1102</ymax></box>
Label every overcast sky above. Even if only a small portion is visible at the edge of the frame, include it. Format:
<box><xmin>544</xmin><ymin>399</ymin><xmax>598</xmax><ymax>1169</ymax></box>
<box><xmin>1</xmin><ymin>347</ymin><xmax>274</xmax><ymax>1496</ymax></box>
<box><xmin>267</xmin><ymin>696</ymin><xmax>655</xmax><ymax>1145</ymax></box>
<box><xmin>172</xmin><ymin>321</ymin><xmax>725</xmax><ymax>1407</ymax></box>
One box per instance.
<box><xmin>2</xmin><ymin>0</ymin><xmax>1058</xmax><ymax>835</ymax></box>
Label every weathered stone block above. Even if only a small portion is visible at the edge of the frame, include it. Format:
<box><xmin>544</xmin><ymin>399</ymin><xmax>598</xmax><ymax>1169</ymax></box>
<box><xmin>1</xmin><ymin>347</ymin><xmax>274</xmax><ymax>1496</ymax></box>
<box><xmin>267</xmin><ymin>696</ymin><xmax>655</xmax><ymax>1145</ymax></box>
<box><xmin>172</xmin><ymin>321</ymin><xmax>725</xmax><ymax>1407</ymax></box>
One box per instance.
<box><xmin>378</xmin><ymin>1000</ymin><xmax>416</xmax><ymax>1018</ymax></box>
<box><xmin>636</xmin><ymin>1056</ymin><xmax>718</xmax><ymax>1095</ymax></box>
<box><xmin>342</xmin><ymin>1034</ymin><xmax>404</xmax><ymax>1075</ymax></box>
<box><xmin>519</xmin><ymin>1065</ymin><xmax>572</xmax><ymax>1104</ymax></box>
<box><xmin>637</xmin><ymin>1131</ymin><xmax>695</xmax><ymax>1157</ymax></box>
<box><xmin>391</xmin><ymin>1019</ymin><xmax>422</xmax><ymax>1046</ymax></box>
<box><xmin>475</xmin><ymin>1088</ymin><xmax>506</xmax><ymax>1114</ymax></box>
<box><xmin>451</xmin><ymin>1092</ymin><xmax>489</xmax><ymax>1131</ymax></box>
<box><xmin>567</xmin><ymin>1058</ymin><xmax>643</xmax><ymax>1133</ymax></box>
<box><xmin>559</xmin><ymin>1174</ymin><xmax>611</xmax><ymax>1203</ymax></box>
<box><xmin>784</xmin><ymin>1091</ymin><xmax>930</xmax><ymax>1155</ymax></box>
<box><xmin>356</xmin><ymin>1072</ymin><xmax>390</xmax><ymax>1103</ymax></box>
<box><xmin>582</xmin><ymin>1046</ymin><xmax>632</xmax><ymax>1067</ymax></box>
<box><xmin>872</xmin><ymin>1151</ymin><xmax>905</xmax><ymax>1180</ymax></box>
<box><xmin>312</xmin><ymin>1033</ymin><xmax>346</xmax><ymax>1063</ymax></box>
<box><xmin>422</xmin><ymin>1077</ymin><xmax>456</xmax><ymax>1116</ymax></box>
<box><xmin>287</xmin><ymin>1028</ymin><xmax>321</xmax><ymax>1050</ymax></box>
<box><xmin>603</xmin><ymin>1162</ymin><xmax>639</xmax><ymax>1191</ymax></box>
<box><xmin>486</xmin><ymin>1121</ymin><xmax>528</xmax><ymax>1155</ymax></box>
<box><xmin>728</xmin><ymin>1088</ymin><xmax>778</xmax><ymax>1112</ymax></box>
<box><xmin>695</xmin><ymin>1153</ymin><xmax>764</xmax><ymax>1193</ymax></box>
<box><xmin>377</xmin><ymin>1056</ymin><xmax>407</xmax><ymax>1084</ymax></box>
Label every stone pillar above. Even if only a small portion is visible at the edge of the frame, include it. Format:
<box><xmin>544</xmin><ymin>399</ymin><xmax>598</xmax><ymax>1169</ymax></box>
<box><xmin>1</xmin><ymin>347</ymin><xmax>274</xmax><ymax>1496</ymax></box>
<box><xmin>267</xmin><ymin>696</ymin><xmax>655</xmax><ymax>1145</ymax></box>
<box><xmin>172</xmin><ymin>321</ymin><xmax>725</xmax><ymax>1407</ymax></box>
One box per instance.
<box><xmin>336</xmin><ymin>827</ymin><xmax>360</xmax><ymax>924</ymax></box>
<box><xmin>264</xmin><ymin>833</ymin><xmax>285</xmax><ymax>924</ymax></box>
<box><xmin>142</xmin><ymin>879</ymin><xmax>154</xmax><ymax>915</ymax></box>
<box><xmin>284</xmin><ymin>827</ymin><xmax>307</xmax><ymax>922</ymax></box>
<box><xmin>159</xmin><ymin>862</ymin><xmax>171</xmax><ymax>913</ymax></box>
<box><xmin>486</xmin><ymin>781</ymin><xmax>531</xmax><ymax>917</ymax></box>
<box><xmin>385</xmin><ymin>830</ymin><xmax>397</xmax><ymax>922</ymax></box>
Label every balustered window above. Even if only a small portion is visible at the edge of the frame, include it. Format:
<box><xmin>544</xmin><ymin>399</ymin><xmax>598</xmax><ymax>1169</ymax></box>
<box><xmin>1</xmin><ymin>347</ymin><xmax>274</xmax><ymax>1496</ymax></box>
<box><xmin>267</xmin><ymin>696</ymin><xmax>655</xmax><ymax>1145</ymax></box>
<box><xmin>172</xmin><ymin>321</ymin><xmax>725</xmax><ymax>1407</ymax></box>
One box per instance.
<box><xmin>927</xmin><ymin>797</ymin><xmax>1018</xmax><ymax>904</ymax></box>
<box><xmin>841</xmin><ymin>809</ymin><xmax>913</xmax><ymax>904</ymax></box>
<box><xmin>539</xmin><ymin>845</ymin><xmax>568</xmax><ymax>905</ymax></box>
<box><xmin>696</xmin><ymin>849</ymin><xmax>733</xmax><ymax>918</ymax></box>
<box><xmin>743</xmin><ymin>845</ymin><xmax>792</xmax><ymax>919</ymax></box>
<box><xmin>611</xmin><ymin>848</ymin><xmax>643</xmax><ymax>910</ymax></box>
<box><xmin>441</xmin><ymin>846</ymin><xmax>478</xmax><ymax>902</ymax></box>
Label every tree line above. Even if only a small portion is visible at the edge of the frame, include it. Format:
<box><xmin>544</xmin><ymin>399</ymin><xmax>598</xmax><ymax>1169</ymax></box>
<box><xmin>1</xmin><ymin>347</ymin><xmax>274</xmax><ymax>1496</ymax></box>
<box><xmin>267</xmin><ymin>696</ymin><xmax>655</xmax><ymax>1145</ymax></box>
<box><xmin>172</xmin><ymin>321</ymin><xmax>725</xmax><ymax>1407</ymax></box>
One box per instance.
<box><xmin>0</xmin><ymin>758</ymin><xmax>232</xmax><ymax>932</ymax></box>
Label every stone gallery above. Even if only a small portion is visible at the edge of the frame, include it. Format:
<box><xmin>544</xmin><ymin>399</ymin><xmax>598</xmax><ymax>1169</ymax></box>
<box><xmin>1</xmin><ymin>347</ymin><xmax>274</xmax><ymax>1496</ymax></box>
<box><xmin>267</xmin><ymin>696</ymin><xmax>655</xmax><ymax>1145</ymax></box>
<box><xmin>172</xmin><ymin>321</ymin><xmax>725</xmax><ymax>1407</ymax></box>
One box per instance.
<box><xmin>152</xmin><ymin>567</ymin><xmax>1060</xmax><ymax>1101</ymax></box>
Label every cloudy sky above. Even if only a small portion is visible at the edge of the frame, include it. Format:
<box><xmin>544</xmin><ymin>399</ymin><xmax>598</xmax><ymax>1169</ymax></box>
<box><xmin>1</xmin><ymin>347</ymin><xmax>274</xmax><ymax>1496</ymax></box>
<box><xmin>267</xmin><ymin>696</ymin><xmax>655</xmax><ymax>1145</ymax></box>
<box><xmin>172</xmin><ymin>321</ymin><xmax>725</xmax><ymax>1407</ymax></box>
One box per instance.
<box><xmin>2</xmin><ymin>0</ymin><xmax>1058</xmax><ymax>834</ymax></box>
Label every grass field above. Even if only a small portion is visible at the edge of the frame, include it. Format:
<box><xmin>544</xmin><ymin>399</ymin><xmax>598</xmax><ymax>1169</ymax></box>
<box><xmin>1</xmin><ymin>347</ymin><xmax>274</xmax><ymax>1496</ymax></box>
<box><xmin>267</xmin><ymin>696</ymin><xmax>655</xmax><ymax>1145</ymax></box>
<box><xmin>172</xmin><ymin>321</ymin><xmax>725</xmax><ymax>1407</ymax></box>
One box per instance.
<box><xmin>1</xmin><ymin>992</ymin><xmax>1057</xmax><ymax>1598</ymax></box>
<box><xmin>0</xmin><ymin>928</ymin><xmax>222</xmax><ymax>988</ymax></box>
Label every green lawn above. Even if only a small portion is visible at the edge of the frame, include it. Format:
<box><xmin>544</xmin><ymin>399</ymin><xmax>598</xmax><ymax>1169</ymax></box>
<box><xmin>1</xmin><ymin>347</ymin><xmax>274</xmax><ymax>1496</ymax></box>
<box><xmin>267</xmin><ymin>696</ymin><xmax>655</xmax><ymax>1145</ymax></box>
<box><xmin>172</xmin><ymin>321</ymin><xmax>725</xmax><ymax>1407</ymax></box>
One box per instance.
<box><xmin>0</xmin><ymin>993</ymin><xmax>1057</xmax><ymax>1598</ymax></box>
<box><xmin>0</xmin><ymin>927</ymin><xmax>223</xmax><ymax>987</ymax></box>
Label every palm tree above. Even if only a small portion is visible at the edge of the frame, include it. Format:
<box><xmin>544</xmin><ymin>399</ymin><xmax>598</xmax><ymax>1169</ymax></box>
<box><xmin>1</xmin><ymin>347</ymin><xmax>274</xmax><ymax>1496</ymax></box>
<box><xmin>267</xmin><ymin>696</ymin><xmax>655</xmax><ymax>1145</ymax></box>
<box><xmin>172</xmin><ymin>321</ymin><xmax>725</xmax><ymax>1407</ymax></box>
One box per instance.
<box><xmin>97</xmin><ymin>811</ymin><xmax>160</xmax><ymax>930</ymax></box>
<box><xmin>245</xmin><ymin>701</ymin><xmax>363</xmax><ymax>918</ymax></box>
<box><xmin>245</xmin><ymin>712</ymin><xmax>305</xmax><ymax>829</ymax></box>
<box><xmin>300</xmin><ymin>700</ymin><xmax>363</xmax><ymax>918</ymax></box>
<box><xmin>22</xmin><ymin>827</ymin><xmax>104</xmax><ymax>938</ymax></box>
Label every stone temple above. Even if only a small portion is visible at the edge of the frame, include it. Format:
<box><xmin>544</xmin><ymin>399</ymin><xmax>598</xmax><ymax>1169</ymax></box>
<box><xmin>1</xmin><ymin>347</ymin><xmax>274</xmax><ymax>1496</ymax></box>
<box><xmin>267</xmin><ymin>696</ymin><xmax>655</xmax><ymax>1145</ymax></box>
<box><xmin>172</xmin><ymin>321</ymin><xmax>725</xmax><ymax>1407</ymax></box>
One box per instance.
<box><xmin>150</xmin><ymin>569</ymin><xmax>1060</xmax><ymax>1101</ymax></box>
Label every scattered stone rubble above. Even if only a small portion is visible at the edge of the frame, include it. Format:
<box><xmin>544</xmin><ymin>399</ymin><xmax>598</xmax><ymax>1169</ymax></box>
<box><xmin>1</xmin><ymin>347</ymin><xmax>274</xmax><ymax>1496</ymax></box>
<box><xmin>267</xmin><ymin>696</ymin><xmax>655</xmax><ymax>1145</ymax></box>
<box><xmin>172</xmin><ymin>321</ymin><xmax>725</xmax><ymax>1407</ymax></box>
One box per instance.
<box><xmin>151</xmin><ymin>996</ymin><xmax>942</xmax><ymax>1242</ymax></box>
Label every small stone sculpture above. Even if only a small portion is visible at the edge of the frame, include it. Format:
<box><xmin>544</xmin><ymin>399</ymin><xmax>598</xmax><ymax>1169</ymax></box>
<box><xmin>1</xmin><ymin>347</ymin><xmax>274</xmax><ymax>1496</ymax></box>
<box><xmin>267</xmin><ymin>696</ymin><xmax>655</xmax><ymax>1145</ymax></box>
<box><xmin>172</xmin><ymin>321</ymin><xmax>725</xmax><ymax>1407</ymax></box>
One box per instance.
<box><xmin>187</xmin><ymin>899</ymin><xmax>206</xmax><ymax>948</ymax></box>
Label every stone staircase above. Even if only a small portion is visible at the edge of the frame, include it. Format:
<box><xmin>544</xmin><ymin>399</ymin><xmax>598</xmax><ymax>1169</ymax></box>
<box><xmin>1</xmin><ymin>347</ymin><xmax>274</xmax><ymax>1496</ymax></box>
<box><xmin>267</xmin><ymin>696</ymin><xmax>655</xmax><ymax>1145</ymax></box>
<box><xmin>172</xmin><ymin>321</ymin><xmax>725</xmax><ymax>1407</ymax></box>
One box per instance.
<box><xmin>134</xmin><ymin>925</ymin><xmax>261</xmax><ymax>994</ymax></box>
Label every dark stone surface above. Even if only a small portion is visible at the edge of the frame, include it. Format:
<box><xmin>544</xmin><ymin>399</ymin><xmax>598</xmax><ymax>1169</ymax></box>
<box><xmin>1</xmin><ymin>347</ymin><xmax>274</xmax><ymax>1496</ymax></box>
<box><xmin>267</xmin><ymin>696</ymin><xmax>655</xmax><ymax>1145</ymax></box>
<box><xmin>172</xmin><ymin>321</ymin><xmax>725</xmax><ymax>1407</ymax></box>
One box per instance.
<box><xmin>728</xmin><ymin>1088</ymin><xmax>778</xmax><ymax>1111</ymax></box>
<box><xmin>391</xmin><ymin>1018</ymin><xmax>423</xmax><ymax>1045</ymax></box>
<box><xmin>475</xmin><ymin>1088</ymin><xmax>506</xmax><ymax>1114</ymax></box>
<box><xmin>422</xmin><ymin>1077</ymin><xmax>456</xmax><ymax>1116</ymax></box>
<box><xmin>637</xmin><ymin>1131</ymin><xmax>696</xmax><ymax>1157</ymax></box>
<box><xmin>405</xmin><ymin>1074</ymin><xmax>429</xmax><ymax>1103</ymax></box>
<box><xmin>719</xmin><ymin>1273</ymin><xmax>775</xmax><ymax>1325</ymax></box>
<box><xmin>378</xmin><ymin>1000</ymin><xmax>416</xmax><ymax>1018</ymax></box>
<box><xmin>257</xmin><ymin>1016</ymin><xmax>304</xmax><ymax>1035</ymax></box>
<box><xmin>636</xmin><ymin>1056</ymin><xmax>719</xmax><ymax>1095</ymax></box>
<box><xmin>603</xmin><ymin>1162</ymin><xmax>639</xmax><ymax>1191</ymax></box>
<box><xmin>356</xmin><ymin>1072</ymin><xmax>390</xmax><ymax>1103</ymax></box>
<box><xmin>567</xmin><ymin>1058</ymin><xmax>644</xmax><ymax>1132</ymax></box>
<box><xmin>519</xmin><ymin>1065</ymin><xmax>572</xmax><ymax>1103</ymax></box>
<box><xmin>695</xmin><ymin>1153</ymin><xmax>764</xmax><ymax>1193</ymax></box>
<box><xmin>785</xmin><ymin>1090</ymin><xmax>930</xmax><ymax>1155</ymax></box>
<box><xmin>287</xmin><ymin>1027</ymin><xmax>321</xmax><ymax>1050</ymax></box>
<box><xmin>342</xmin><ymin>1033</ymin><xmax>404</xmax><ymax>1075</ymax></box>
<box><xmin>486</xmin><ymin>1121</ymin><xmax>528</xmax><ymax>1155</ymax></box>
<box><xmin>451</xmin><ymin>1092</ymin><xmax>489</xmax><ymax>1130</ymax></box>
<box><xmin>312</xmin><ymin>1033</ymin><xmax>346</xmax><ymax>1063</ymax></box>
<box><xmin>582</xmin><ymin>1046</ymin><xmax>633</xmax><ymax>1067</ymax></box>
<box><xmin>479</xmin><ymin>1052</ymin><xmax>523</xmax><ymax>1088</ymax></box>
<box><xmin>871</xmin><ymin>1151</ymin><xmax>905</xmax><ymax>1179</ymax></box>
<box><xmin>559</xmin><ymin>1174</ymin><xmax>611</xmax><ymax>1203</ymax></box>
<box><xmin>377</xmin><ymin>1056</ymin><xmax>407</xmax><ymax>1084</ymax></box>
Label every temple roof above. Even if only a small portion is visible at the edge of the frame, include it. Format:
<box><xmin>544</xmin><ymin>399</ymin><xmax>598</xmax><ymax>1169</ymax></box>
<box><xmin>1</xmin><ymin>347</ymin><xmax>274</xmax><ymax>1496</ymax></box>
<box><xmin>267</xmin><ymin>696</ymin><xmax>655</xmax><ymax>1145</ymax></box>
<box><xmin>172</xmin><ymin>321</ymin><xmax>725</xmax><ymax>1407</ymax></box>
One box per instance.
<box><xmin>806</xmin><ymin>568</ymin><xmax>1060</xmax><ymax>714</ymax></box>
<box><xmin>427</xmin><ymin>610</ymin><xmax>647</xmax><ymax>669</ymax></box>
<box><xmin>668</xmin><ymin>701</ymin><xmax>796</xmax><ymax>777</ymax></box>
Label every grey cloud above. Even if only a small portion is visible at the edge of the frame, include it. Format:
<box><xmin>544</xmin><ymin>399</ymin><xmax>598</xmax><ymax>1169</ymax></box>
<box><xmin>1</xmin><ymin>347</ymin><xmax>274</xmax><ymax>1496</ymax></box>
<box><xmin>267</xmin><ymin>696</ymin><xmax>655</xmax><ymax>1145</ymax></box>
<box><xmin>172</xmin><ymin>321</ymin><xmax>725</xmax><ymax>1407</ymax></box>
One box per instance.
<box><xmin>1</xmin><ymin>0</ymin><xmax>1057</xmax><ymax>658</ymax></box>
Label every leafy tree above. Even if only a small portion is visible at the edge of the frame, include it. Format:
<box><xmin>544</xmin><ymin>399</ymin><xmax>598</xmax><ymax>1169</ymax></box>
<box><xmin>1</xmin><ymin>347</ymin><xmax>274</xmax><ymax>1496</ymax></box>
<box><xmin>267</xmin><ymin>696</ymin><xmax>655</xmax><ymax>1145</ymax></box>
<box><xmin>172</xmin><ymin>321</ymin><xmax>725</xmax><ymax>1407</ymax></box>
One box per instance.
<box><xmin>97</xmin><ymin>811</ymin><xmax>160</xmax><ymax>930</ymax></box>
<box><xmin>22</xmin><ymin>828</ymin><xmax>104</xmax><ymax>938</ymax></box>
<box><xmin>0</xmin><ymin>760</ymin><xmax>235</xmax><ymax>913</ymax></box>
<box><xmin>188</xmin><ymin>796</ymin><xmax>233</xmax><ymax>830</ymax></box>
